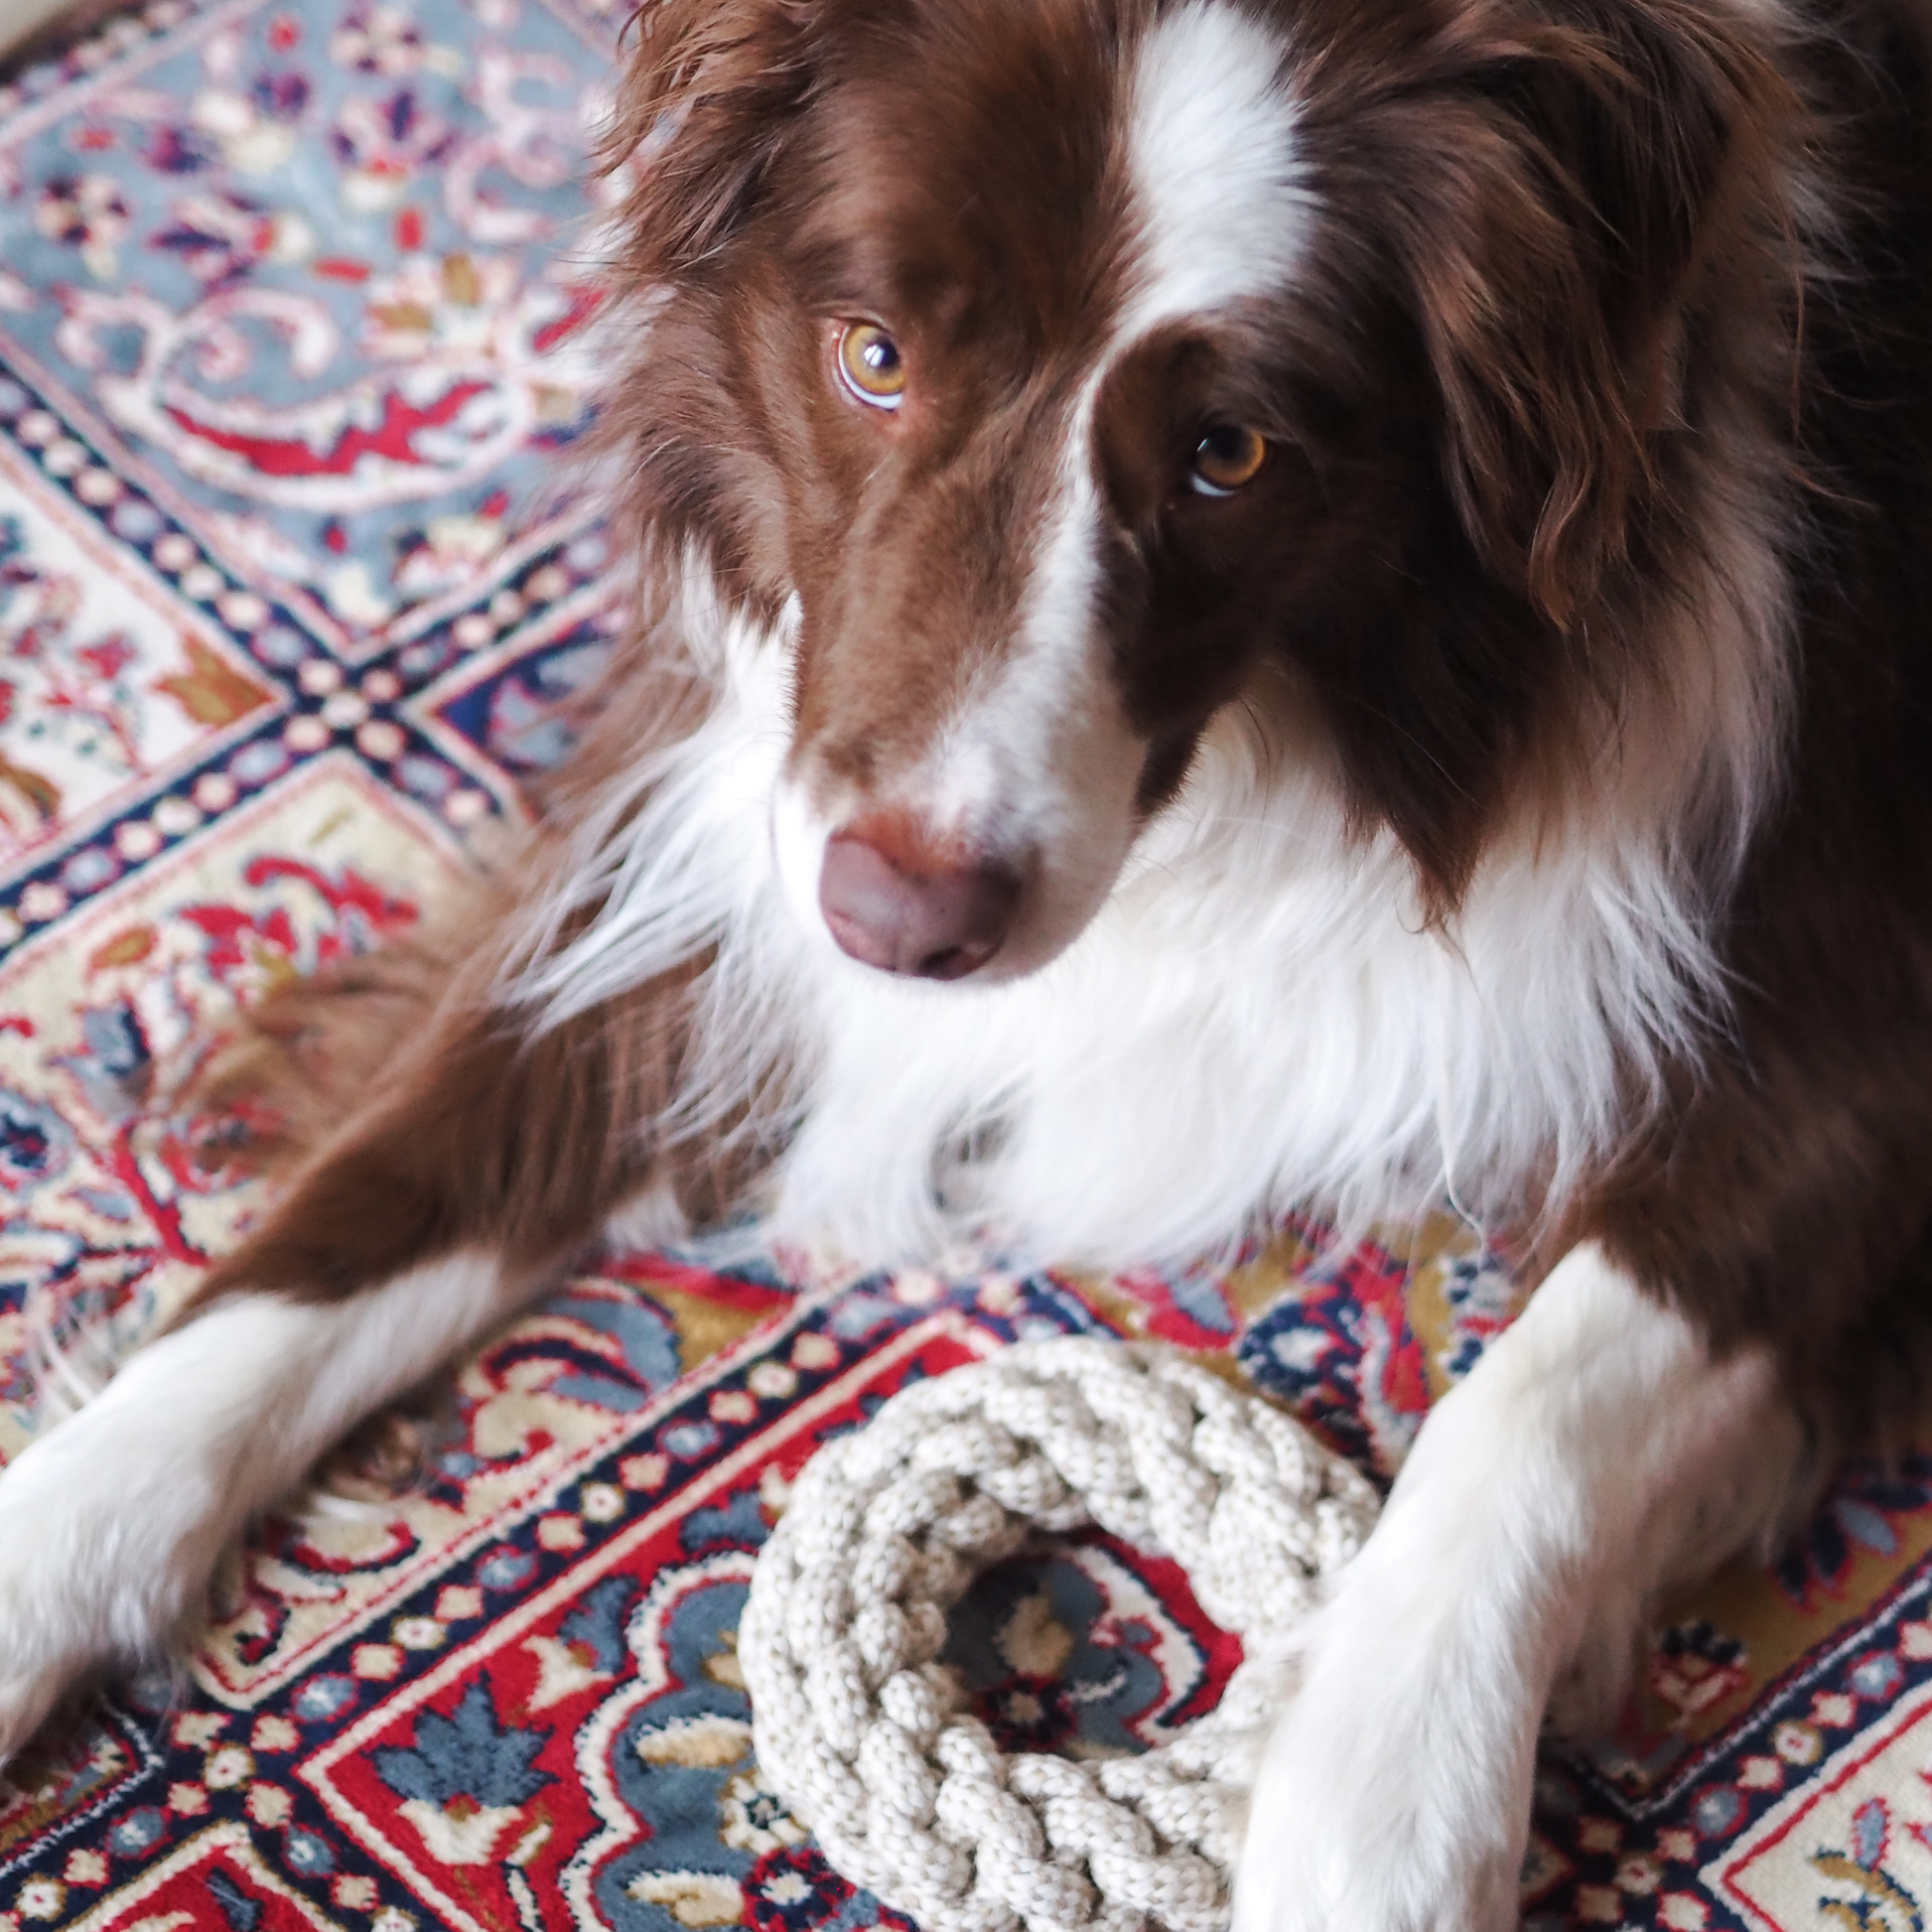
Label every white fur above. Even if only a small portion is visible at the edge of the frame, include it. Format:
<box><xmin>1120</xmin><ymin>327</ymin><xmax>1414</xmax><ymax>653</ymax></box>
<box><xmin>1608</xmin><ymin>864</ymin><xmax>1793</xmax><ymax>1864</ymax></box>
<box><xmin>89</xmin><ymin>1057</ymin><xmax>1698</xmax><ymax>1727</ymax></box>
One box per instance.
<box><xmin>513</xmin><ymin>563</ymin><xmax>796</xmax><ymax>1030</ymax></box>
<box><xmin>917</xmin><ymin>435</ymin><xmax>1148</xmax><ymax>975</ymax></box>
<box><xmin>1121</xmin><ymin>3</ymin><xmax>1315</xmax><ymax>338</ymax></box>
<box><xmin>1231</xmin><ymin>1244</ymin><xmax>1801</xmax><ymax>1932</ymax></box>
<box><xmin>0</xmin><ymin>1255</ymin><xmax>526</xmax><ymax>1757</ymax></box>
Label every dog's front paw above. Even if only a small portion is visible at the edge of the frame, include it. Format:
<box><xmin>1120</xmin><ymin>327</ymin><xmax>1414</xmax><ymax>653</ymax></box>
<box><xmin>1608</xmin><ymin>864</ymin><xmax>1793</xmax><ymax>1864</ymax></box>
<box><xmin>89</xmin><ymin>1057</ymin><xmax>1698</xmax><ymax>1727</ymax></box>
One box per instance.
<box><xmin>0</xmin><ymin>1468</ymin><xmax>104</xmax><ymax>1766</ymax></box>
<box><xmin>1231</xmin><ymin>1600</ymin><xmax>1536</xmax><ymax>1932</ymax></box>
<box><xmin>0</xmin><ymin>1424</ymin><xmax>215</xmax><ymax>1768</ymax></box>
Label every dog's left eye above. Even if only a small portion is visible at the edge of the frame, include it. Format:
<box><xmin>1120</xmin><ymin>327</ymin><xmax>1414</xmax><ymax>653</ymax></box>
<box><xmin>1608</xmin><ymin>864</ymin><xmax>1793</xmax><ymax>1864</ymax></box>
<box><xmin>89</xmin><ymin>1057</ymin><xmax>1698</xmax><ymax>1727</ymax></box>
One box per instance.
<box><xmin>836</xmin><ymin>324</ymin><xmax>906</xmax><ymax>410</ymax></box>
<box><xmin>1190</xmin><ymin>424</ymin><xmax>1269</xmax><ymax>495</ymax></box>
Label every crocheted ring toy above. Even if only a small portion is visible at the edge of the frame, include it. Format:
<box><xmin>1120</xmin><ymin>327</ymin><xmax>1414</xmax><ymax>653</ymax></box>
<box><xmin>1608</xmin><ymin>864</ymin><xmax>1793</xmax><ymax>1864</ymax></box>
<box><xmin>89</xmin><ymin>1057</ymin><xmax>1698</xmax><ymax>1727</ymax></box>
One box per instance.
<box><xmin>739</xmin><ymin>1336</ymin><xmax>1381</xmax><ymax>1932</ymax></box>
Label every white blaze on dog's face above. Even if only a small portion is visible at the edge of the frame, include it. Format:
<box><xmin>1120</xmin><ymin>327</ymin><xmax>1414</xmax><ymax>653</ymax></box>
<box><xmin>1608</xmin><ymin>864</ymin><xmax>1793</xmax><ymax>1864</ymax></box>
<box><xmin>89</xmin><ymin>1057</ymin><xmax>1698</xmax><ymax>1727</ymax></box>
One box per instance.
<box><xmin>616</xmin><ymin>0</ymin><xmax>1323</xmax><ymax>985</ymax></box>
<box><xmin>615</xmin><ymin>0</ymin><xmax>1754</xmax><ymax>982</ymax></box>
<box><xmin>759</xmin><ymin>3</ymin><xmax>1313</xmax><ymax>985</ymax></box>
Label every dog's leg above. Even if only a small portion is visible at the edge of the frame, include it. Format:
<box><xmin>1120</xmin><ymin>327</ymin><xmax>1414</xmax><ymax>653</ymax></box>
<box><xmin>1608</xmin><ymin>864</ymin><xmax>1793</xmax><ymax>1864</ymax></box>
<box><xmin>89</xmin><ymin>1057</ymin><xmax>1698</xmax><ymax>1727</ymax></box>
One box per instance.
<box><xmin>0</xmin><ymin>1253</ymin><xmax>524</xmax><ymax>1761</ymax></box>
<box><xmin>1232</xmin><ymin>1241</ymin><xmax>1802</xmax><ymax>1932</ymax></box>
<box><xmin>0</xmin><ymin>944</ymin><xmax>695</xmax><ymax>1767</ymax></box>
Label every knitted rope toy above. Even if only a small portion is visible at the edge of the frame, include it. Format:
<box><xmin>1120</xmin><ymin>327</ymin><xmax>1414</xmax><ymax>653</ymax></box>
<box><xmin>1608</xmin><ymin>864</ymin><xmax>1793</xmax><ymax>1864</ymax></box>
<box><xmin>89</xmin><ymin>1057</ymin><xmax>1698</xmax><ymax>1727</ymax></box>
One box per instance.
<box><xmin>739</xmin><ymin>1336</ymin><xmax>1381</xmax><ymax>1932</ymax></box>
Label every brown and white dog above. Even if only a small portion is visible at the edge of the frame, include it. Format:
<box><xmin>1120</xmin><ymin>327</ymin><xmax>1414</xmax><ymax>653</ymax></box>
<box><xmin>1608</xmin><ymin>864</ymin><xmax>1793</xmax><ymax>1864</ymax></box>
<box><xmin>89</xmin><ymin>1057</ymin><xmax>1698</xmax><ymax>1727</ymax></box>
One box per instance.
<box><xmin>3</xmin><ymin>0</ymin><xmax>1932</xmax><ymax>1921</ymax></box>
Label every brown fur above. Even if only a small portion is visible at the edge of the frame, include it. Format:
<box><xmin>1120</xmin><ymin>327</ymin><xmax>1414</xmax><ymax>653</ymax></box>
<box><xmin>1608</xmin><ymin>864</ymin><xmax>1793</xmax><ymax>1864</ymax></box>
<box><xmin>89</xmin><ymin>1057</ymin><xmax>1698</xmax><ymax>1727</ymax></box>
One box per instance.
<box><xmin>591</xmin><ymin>0</ymin><xmax>1810</xmax><ymax>911</ymax></box>
<box><xmin>189</xmin><ymin>926</ymin><xmax>693</xmax><ymax>1305</ymax></box>
<box><xmin>0</xmin><ymin>0</ymin><xmax>137</xmax><ymax>79</ymax></box>
<box><xmin>179</xmin><ymin>605</ymin><xmax>749</xmax><ymax>1311</ymax></box>
<box><xmin>1571</xmin><ymin>0</ymin><xmax>1932</xmax><ymax>1449</ymax></box>
<box><xmin>187</xmin><ymin>0</ymin><xmax>1932</xmax><ymax>1459</ymax></box>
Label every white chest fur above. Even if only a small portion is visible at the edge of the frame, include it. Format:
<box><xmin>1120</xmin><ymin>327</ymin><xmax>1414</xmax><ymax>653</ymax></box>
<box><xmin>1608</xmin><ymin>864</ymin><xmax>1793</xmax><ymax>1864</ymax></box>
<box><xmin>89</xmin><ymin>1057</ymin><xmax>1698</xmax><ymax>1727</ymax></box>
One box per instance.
<box><xmin>520</xmin><ymin>567</ymin><xmax>1756</xmax><ymax>1273</ymax></box>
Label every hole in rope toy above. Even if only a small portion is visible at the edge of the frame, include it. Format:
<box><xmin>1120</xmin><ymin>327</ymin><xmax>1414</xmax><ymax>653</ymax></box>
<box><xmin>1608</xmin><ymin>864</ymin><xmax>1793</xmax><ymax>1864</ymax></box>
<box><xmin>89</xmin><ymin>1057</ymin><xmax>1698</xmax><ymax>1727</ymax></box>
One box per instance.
<box><xmin>741</xmin><ymin>1338</ymin><xmax>1381</xmax><ymax>1932</ymax></box>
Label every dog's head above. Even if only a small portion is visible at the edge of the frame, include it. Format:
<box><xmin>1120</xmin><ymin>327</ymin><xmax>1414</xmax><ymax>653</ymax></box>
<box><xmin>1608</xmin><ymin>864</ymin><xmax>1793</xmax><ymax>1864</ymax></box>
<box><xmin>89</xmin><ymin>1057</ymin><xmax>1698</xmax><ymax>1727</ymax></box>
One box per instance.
<box><xmin>601</xmin><ymin>0</ymin><xmax>1782</xmax><ymax>982</ymax></box>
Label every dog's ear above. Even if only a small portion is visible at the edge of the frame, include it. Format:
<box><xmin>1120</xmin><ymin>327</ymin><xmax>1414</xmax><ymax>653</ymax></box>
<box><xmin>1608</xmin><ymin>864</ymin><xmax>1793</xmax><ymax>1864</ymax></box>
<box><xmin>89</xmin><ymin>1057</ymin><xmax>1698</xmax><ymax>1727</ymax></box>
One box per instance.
<box><xmin>1405</xmin><ymin>0</ymin><xmax>1788</xmax><ymax>626</ymax></box>
<box><xmin>601</xmin><ymin>0</ymin><xmax>817</xmax><ymax>277</ymax></box>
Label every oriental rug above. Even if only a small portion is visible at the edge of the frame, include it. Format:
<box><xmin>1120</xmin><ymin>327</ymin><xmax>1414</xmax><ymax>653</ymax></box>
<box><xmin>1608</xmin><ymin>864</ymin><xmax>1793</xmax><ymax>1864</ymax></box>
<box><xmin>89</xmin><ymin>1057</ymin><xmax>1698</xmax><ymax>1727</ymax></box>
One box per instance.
<box><xmin>0</xmin><ymin>5</ymin><xmax>1927</xmax><ymax>1929</ymax></box>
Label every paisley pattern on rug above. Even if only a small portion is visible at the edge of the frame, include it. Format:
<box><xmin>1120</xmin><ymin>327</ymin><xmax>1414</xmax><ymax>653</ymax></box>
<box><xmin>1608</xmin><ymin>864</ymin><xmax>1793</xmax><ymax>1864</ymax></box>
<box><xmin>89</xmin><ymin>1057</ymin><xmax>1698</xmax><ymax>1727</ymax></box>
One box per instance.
<box><xmin>2</xmin><ymin>4</ymin><xmax>1931</xmax><ymax>1928</ymax></box>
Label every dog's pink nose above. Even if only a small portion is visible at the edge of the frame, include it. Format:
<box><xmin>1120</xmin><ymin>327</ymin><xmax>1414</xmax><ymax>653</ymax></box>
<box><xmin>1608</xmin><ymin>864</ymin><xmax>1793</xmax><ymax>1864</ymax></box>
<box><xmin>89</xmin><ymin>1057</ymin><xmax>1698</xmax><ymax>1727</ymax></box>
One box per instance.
<box><xmin>818</xmin><ymin>820</ymin><xmax>1020</xmax><ymax>980</ymax></box>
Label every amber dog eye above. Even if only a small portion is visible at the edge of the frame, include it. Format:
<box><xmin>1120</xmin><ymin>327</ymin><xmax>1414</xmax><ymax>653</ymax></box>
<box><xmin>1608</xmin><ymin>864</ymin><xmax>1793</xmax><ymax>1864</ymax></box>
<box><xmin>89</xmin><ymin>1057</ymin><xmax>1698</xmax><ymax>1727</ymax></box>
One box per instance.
<box><xmin>1190</xmin><ymin>424</ymin><xmax>1268</xmax><ymax>495</ymax></box>
<box><xmin>836</xmin><ymin>323</ymin><xmax>906</xmax><ymax>410</ymax></box>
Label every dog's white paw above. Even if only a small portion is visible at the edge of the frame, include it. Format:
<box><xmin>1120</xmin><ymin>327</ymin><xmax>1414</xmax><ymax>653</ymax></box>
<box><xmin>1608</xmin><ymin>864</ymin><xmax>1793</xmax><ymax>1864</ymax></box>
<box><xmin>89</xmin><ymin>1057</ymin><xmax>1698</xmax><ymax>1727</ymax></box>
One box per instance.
<box><xmin>0</xmin><ymin>1418</ymin><xmax>218</xmax><ymax>1769</ymax></box>
<box><xmin>0</xmin><ymin>1454</ymin><xmax>107</xmax><ymax>1765</ymax></box>
<box><xmin>0</xmin><ymin>1553</ymin><xmax>78</xmax><ymax>1769</ymax></box>
<box><xmin>1230</xmin><ymin>1591</ymin><xmax>1535</xmax><ymax>1932</ymax></box>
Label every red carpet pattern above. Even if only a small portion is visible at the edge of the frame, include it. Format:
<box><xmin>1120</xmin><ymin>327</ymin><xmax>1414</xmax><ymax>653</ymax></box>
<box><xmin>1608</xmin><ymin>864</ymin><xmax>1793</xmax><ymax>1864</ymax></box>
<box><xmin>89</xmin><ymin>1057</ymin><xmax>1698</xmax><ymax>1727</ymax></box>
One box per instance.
<box><xmin>2</xmin><ymin>4</ymin><xmax>1931</xmax><ymax>1928</ymax></box>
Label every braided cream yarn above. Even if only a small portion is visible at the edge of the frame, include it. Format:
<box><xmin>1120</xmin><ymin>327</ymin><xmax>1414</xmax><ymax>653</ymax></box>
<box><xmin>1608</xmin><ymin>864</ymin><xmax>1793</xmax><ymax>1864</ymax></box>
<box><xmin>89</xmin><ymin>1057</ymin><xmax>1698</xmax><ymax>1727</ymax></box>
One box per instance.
<box><xmin>739</xmin><ymin>1336</ymin><xmax>1381</xmax><ymax>1932</ymax></box>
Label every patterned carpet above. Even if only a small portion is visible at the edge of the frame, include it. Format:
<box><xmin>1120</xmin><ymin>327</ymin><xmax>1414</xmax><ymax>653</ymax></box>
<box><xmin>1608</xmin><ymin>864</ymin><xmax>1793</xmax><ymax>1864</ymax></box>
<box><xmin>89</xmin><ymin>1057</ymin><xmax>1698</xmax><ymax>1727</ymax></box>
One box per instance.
<box><xmin>1</xmin><ymin>3</ymin><xmax>1930</xmax><ymax>1928</ymax></box>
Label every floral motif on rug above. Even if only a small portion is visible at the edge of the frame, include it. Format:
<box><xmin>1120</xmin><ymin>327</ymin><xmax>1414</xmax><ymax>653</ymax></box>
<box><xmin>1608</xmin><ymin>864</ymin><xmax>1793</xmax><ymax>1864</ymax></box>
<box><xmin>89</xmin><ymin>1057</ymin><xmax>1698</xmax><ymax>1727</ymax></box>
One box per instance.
<box><xmin>1</xmin><ymin>4</ymin><xmax>1929</xmax><ymax>1930</ymax></box>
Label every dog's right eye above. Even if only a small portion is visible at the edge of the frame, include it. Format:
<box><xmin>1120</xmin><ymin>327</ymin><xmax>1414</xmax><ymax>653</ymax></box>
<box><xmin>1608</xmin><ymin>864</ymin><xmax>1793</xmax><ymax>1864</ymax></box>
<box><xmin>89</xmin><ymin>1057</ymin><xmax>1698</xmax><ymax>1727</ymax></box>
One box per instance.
<box><xmin>836</xmin><ymin>324</ymin><xmax>906</xmax><ymax>410</ymax></box>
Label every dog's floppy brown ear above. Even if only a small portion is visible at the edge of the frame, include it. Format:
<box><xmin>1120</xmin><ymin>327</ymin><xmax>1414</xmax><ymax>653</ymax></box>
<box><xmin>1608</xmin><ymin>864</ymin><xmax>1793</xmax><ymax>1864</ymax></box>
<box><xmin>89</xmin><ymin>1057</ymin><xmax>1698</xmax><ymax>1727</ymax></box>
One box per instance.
<box><xmin>1407</xmin><ymin>0</ymin><xmax>1788</xmax><ymax>626</ymax></box>
<box><xmin>601</xmin><ymin>0</ymin><xmax>817</xmax><ymax>277</ymax></box>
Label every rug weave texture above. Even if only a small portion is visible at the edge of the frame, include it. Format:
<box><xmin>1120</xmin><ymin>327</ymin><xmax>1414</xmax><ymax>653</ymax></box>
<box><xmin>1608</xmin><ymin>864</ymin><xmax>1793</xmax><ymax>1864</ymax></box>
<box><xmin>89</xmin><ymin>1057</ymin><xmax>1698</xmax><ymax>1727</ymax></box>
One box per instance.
<box><xmin>1</xmin><ymin>5</ymin><xmax>1930</xmax><ymax>1929</ymax></box>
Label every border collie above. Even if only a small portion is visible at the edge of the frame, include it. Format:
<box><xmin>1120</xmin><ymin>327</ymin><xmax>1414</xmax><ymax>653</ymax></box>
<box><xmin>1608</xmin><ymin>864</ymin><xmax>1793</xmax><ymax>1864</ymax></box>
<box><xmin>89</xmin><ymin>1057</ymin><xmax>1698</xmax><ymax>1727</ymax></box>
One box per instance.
<box><xmin>3</xmin><ymin>0</ymin><xmax>1930</xmax><ymax>1921</ymax></box>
